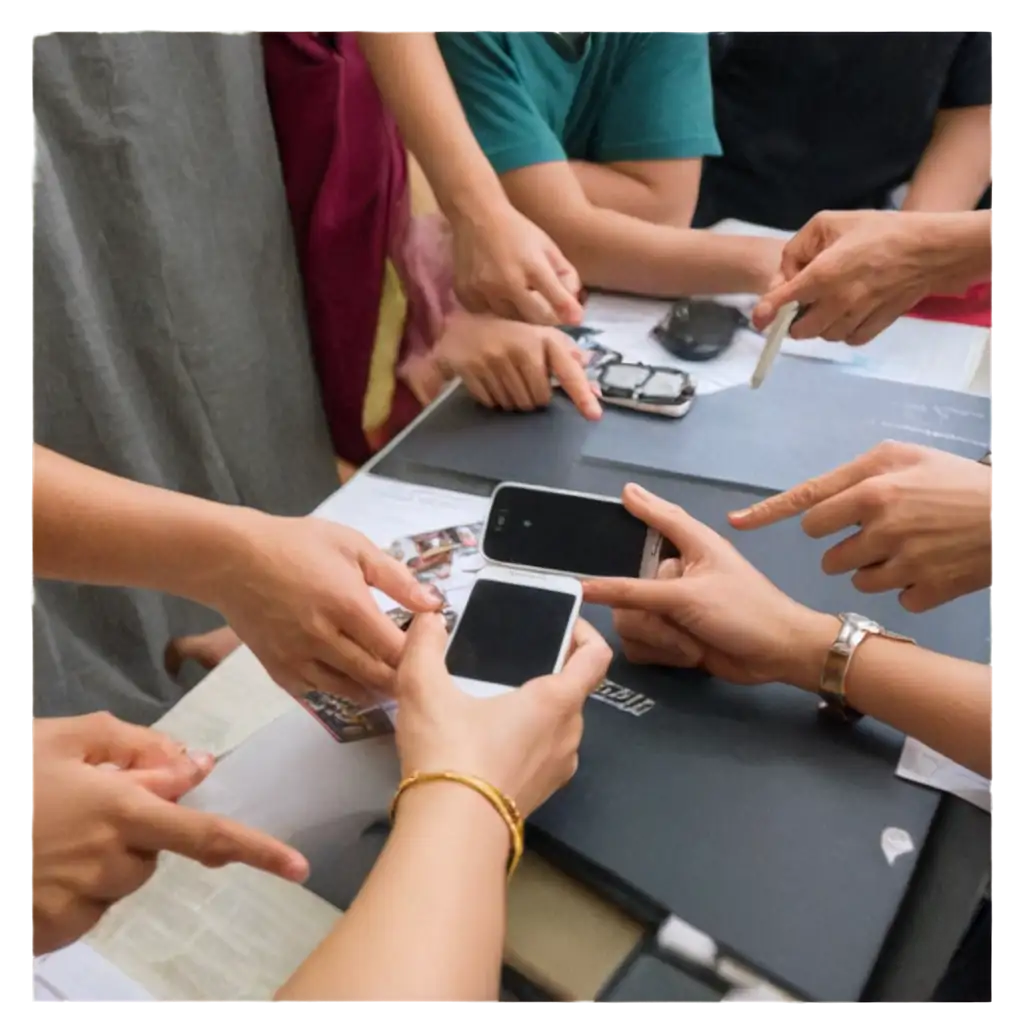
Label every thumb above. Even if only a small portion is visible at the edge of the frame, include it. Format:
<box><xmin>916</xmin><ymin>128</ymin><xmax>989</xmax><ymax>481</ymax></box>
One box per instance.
<box><xmin>396</xmin><ymin>613</ymin><xmax>453</xmax><ymax>703</ymax></box>
<box><xmin>71</xmin><ymin>712</ymin><xmax>200</xmax><ymax>773</ymax></box>
<box><xmin>621</xmin><ymin>483</ymin><xmax>717</xmax><ymax>556</ymax></box>
<box><xmin>751</xmin><ymin>270</ymin><xmax>809</xmax><ymax>333</ymax></box>
<box><xmin>359</xmin><ymin>545</ymin><xmax>443</xmax><ymax>613</ymax></box>
<box><xmin>552</xmin><ymin>618</ymin><xmax>612</xmax><ymax>705</ymax></box>
<box><xmin>126</xmin><ymin>753</ymin><xmax>216</xmax><ymax>802</ymax></box>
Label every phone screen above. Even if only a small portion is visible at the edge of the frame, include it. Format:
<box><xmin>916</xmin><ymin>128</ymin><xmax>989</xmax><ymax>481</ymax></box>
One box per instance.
<box><xmin>485</xmin><ymin>486</ymin><xmax>650</xmax><ymax>578</ymax></box>
<box><xmin>446</xmin><ymin>579</ymin><xmax>577</xmax><ymax>687</ymax></box>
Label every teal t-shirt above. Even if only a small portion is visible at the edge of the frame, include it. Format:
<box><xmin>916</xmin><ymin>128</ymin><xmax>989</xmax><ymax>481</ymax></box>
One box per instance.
<box><xmin>437</xmin><ymin>32</ymin><xmax>722</xmax><ymax>175</ymax></box>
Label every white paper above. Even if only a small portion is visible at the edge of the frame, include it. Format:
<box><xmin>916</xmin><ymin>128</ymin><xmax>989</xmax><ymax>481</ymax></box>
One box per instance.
<box><xmin>34</xmin><ymin>942</ymin><xmax>154</xmax><ymax>1001</ymax></box>
<box><xmin>313</xmin><ymin>470</ymin><xmax>490</xmax><ymax>543</ymax></box>
<box><xmin>85</xmin><ymin>707</ymin><xmax>389</xmax><ymax>1000</ymax></box>
<box><xmin>896</xmin><ymin>738</ymin><xmax>991</xmax><ymax>813</ymax></box>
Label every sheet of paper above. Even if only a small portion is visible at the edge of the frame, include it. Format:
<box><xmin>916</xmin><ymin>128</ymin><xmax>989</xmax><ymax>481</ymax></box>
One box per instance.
<box><xmin>896</xmin><ymin>738</ymin><xmax>990</xmax><ymax>813</ymax></box>
<box><xmin>34</xmin><ymin>942</ymin><xmax>155</xmax><ymax>1000</ymax></box>
<box><xmin>86</xmin><ymin>708</ymin><xmax>404</xmax><ymax>999</ymax></box>
<box><xmin>313</xmin><ymin>470</ymin><xmax>490</xmax><ymax>541</ymax></box>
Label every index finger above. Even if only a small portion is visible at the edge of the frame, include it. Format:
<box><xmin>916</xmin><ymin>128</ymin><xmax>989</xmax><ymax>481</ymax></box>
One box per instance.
<box><xmin>728</xmin><ymin>454</ymin><xmax>878</xmax><ymax>530</ymax></box>
<box><xmin>546</xmin><ymin>335</ymin><xmax>602</xmax><ymax>421</ymax></box>
<box><xmin>582</xmin><ymin>575</ymin><xmax>684</xmax><ymax>615</ymax></box>
<box><xmin>122</xmin><ymin>791</ymin><xmax>310</xmax><ymax>883</ymax></box>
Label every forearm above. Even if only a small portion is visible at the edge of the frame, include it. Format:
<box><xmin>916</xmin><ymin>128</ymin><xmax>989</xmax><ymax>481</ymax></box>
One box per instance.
<box><xmin>915</xmin><ymin>210</ymin><xmax>992</xmax><ymax>293</ymax></box>
<box><xmin>902</xmin><ymin>107</ymin><xmax>991</xmax><ymax>213</ymax></box>
<box><xmin>277</xmin><ymin>782</ymin><xmax>509</xmax><ymax>1000</ymax></box>
<box><xmin>515</xmin><ymin>192</ymin><xmax>771</xmax><ymax>296</ymax></box>
<box><xmin>33</xmin><ymin>445</ymin><xmax>252</xmax><ymax>605</ymax></box>
<box><xmin>788</xmin><ymin>613</ymin><xmax>991</xmax><ymax>778</ymax></box>
<box><xmin>569</xmin><ymin>161</ymin><xmax>695</xmax><ymax>227</ymax></box>
<box><xmin>357</xmin><ymin>32</ymin><xmax>507</xmax><ymax>224</ymax></box>
<box><xmin>569</xmin><ymin>212</ymin><xmax>775</xmax><ymax>296</ymax></box>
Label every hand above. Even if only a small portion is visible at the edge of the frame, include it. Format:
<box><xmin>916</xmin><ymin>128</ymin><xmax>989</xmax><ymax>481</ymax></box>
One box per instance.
<box><xmin>203</xmin><ymin>514</ymin><xmax>443</xmax><ymax>701</ymax></box>
<box><xmin>165</xmin><ymin>625</ymin><xmax>242</xmax><ymax>677</ymax></box>
<box><xmin>393</xmin><ymin>614</ymin><xmax>612</xmax><ymax>816</ymax></box>
<box><xmin>435</xmin><ymin>312</ymin><xmax>602</xmax><ymax>420</ymax></box>
<box><xmin>449</xmin><ymin>201</ymin><xmax>584</xmax><ymax>327</ymax></box>
<box><xmin>583</xmin><ymin>484</ymin><xmax>829</xmax><ymax>687</ymax></box>
<box><xmin>728</xmin><ymin>441</ymin><xmax>992</xmax><ymax>612</ymax></box>
<box><xmin>751</xmin><ymin>210</ymin><xmax>958</xmax><ymax>345</ymax></box>
<box><xmin>33</xmin><ymin>713</ymin><xmax>309</xmax><ymax>954</ymax></box>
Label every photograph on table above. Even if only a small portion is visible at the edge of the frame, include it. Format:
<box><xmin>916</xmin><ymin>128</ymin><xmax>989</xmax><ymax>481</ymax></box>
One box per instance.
<box><xmin>383</xmin><ymin>520</ymin><xmax>485</xmax><ymax>609</ymax></box>
<box><xmin>302</xmin><ymin>691</ymin><xmax>396</xmax><ymax>744</ymax></box>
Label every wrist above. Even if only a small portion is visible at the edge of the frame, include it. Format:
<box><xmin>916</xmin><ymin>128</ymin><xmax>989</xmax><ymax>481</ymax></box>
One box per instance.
<box><xmin>161</xmin><ymin>502</ymin><xmax>268</xmax><ymax>610</ymax></box>
<box><xmin>779</xmin><ymin>610</ymin><xmax>840</xmax><ymax>694</ymax></box>
<box><xmin>915</xmin><ymin>212</ymin><xmax>991</xmax><ymax>292</ymax></box>
<box><xmin>393</xmin><ymin>777</ymin><xmax>511</xmax><ymax>865</ymax></box>
<box><xmin>442</xmin><ymin>173</ymin><xmax>509</xmax><ymax>229</ymax></box>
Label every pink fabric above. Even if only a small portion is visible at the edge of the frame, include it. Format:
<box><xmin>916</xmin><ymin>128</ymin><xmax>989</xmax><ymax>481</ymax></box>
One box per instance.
<box><xmin>263</xmin><ymin>32</ymin><xmax>455</xmax><ymax>465</ymax></box>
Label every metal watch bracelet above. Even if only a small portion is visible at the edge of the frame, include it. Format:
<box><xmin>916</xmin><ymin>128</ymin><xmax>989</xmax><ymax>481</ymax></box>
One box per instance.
<box><xmin>818</xmin><ymin>613</ymin><xmax>916</xmax><ymax>723</ymax></box>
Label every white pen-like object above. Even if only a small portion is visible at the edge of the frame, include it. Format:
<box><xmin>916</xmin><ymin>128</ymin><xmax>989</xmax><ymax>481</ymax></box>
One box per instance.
<box><xmin>750</xmin><ymin>300</ymin><xmax>801</xmax><ymax>389</ymax></box>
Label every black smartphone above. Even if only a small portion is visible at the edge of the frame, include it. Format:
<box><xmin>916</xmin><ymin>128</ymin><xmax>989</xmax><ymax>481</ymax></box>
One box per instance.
<box><xmin>482</xmin><ymin>482</ymin><xmax>670</xmax><ymax>580</ymax></box>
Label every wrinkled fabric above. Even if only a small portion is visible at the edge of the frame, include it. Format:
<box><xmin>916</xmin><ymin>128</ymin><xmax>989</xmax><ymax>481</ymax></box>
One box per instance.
<box><xmin>34</xmin><ymin>33</ymin><xmax>339</xmax><ymax>723</ymax></box>
<box><xmin>263</xmin><ymin>32</ymin><xmax>456</xmax><ymax>466</ymax></box>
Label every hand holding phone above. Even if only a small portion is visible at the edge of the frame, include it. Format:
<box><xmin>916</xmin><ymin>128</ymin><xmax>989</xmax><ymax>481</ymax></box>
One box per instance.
<box><xmin>394</xmin><ymin>612</ymin><xmax>612</xmax><ymax>818</ymax></box>
<box><xmin>483</xmin><ymin>483</ymin><xmax>669</xmax><ymax>580</ymax></box>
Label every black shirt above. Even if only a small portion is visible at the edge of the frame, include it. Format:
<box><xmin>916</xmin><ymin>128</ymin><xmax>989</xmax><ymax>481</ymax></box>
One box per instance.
<box><xmin>693</xmin><ymin>32</ymin><xmax>991</xmax><ymax>231</ymax></box>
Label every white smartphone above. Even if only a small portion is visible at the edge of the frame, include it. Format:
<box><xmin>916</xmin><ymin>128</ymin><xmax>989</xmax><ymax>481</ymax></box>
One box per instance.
<box><xmin>482</xmin><ymin>482</ymin><xmax>667</xmax><ymax>580</ymax></box>
<box><xmin>444</xmin><ymin>565</ymin><xmax>583</xmax><ymax>699</ymax></box>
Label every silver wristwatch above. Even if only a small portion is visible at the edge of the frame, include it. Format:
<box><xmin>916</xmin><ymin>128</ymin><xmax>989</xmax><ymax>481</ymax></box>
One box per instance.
<box><xmin>818</xmin><ymin>613</ymin><xmax>916</xmax><ymax>723</ymax></box>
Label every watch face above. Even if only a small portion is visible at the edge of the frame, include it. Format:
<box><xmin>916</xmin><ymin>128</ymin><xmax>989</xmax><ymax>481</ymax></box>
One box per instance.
<box><xmin>845</xmin><ymin>612</ymin><xmax>881</xmax><ymax>632</ymax></box>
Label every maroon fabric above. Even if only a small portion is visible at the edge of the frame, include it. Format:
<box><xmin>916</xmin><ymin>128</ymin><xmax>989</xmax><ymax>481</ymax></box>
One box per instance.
<box><xmin>263</xmin><ymin>32</ymin><xmax>422</xmax><ymax>465</ymax></box>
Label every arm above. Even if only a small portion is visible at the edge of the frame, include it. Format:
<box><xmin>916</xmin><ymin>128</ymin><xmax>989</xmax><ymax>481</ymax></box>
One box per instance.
<box><xmin>357</xmin><ymin>32</ymin><xmax>507</xmax><ymax>226</ymax></box>
<box><xmin>902</xmin><ymin>106</ymin><xmax>991</xmax><ymax>213</ymax></box>
<box><xmin>502</xmin><ymin>162</ymin><xmax>780</xmax><ymax>296</ymax></box>
<box><xmin>33</xmin><ymin>444</ymin><xmax>246</xmax><ymax>605</ymax></box>
<box><xmin>357</xmin><ymin>32</ymin><xmax>582</xmax><ymax>324</ymax></box>
<box><xmin>787</xmin><ymin>615</ymin><xmax>991</xmax><ymax>779</ymax></box>
<box><xmin>903</xmin><ymin>32</ymin><xmax>991</xmax><ymax>213</ymax></box>
<box><xmin>567</xmin><ymin>34</ymin><xmax>712</xmax><ymax>228</ymax></box>
<box><xmin>277</xmin><ymin>783</ymin><xmax>508</xmax><ymax>1000</ymax></box>
<box><xmin>569</xmin><ymin>158</ymin><xmax>702</xmax><ymax>226</ymax></box>
<box><xmin>277</xmin><ymin>614</ymin><xmax>612</xmax><ymax>1000</ymax></box>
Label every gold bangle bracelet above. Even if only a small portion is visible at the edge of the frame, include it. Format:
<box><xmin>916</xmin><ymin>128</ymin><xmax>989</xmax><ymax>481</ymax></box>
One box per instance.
<box><xmin>390</xmin><ymin>770</ymin><xmax>525</xmax><ymax>879</ymax></box>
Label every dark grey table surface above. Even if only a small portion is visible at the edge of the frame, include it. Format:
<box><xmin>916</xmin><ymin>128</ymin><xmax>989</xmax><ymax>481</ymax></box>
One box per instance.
<box><xmin>369</xmin><ymin>379</ymin><xmax>991</xmax><ymax>1001</ymax></box>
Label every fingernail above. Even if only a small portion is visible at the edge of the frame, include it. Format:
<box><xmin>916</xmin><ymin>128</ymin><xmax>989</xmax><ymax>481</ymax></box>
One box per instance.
<box><xmin>729</xmin><ymin>508</ymin><xmax>752</xmax><ymax>520</ymax></box>
<box><xmin>285</xmin><ymin>854</ymin><xmax>310</xmax><ymax>883</ymax></box>
<box><xmin>416</xmin><ymin>584</ymin><xmax>442</xmax><ymax>606</ymax></box>
<box><xmin>188</xmin><ymin>750</ymin><xmax>216</xmax><ymax>771</ymax></box>
<box><xmin>625</xmin><ymin>483</ymin><xmax>650</xmax><ymax>500</ymax></box>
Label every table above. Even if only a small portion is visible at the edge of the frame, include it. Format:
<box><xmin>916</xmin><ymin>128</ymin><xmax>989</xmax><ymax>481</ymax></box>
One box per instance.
<box><xmin>84</xmin><ymin>305</ymin><xmax>991</xmax><ymax>1002</ymax></box>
